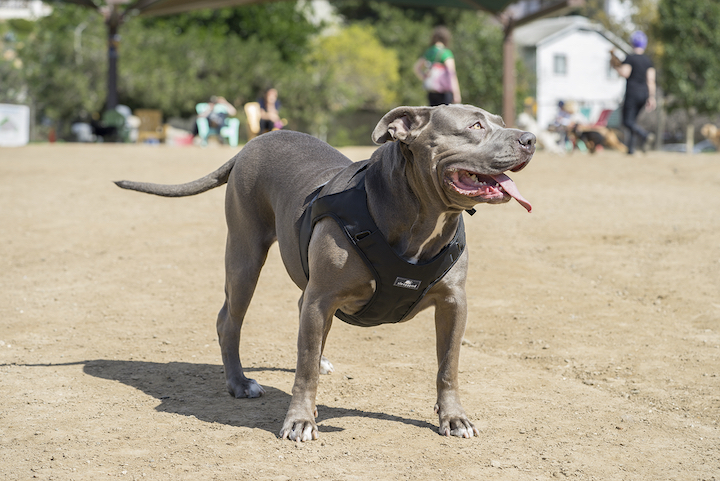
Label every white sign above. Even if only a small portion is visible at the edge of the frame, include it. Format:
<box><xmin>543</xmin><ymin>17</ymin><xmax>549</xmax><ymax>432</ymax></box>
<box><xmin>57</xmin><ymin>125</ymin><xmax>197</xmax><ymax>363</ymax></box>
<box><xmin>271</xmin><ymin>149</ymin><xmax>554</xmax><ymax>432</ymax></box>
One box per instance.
<box><xmin>0</xmin><ymin>104</ymin><xmax>30</xmax><ymax>147</ymax></box>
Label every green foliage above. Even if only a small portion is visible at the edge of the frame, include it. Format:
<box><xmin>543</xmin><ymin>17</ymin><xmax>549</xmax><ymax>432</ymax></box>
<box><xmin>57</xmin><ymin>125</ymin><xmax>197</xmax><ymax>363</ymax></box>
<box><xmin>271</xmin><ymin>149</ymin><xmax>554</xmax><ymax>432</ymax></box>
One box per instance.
<box><xmin>120</xmin><ymin>2</ymin><xmax>323</xmax><ymax>119</ymax></box>
<box><xmin>11</xmin><ymin>1</ymin><xmax>517</xmax><ymax>140</ymax></box>
<box><xmin>119</xmin><ymin>21</ymin><xmax>284</xmax><ymax>117</ymax></box>
<box><xmin>0</xmin><ymin>21</ymin><xmax>27</xmax><ymax>103</ymax></box>
<box><xmin>7</xmin><ymin>18</ymin><xmax>35</xmax><ymax>35</ymax></box>
<box><xmin>334</xmin><ymin>0</ymin><xmax>460</xmax><ymax>25</ymax></box>
<box><xmin>655</xmin><ymin>0</ymin><xmax>720</xmax><ymax>114</ymax></box>
<box><xmin>629</xmin><ymin>0</ymin><xmax>659</xmax><ymax>44</ymax></box>
<box><xmin>140</xmin><ymin>1</ymin><xmax>320</xmax><ymax>62</ymax></box>
<box><xmin>334</xmin><ymin>0</ymin><xmax>471</xmax><ymax>107</ymax></box>
<box><xmin>311</xmin><ymin>24</ymin><xmax>399</xmax><ymax>112</ymax></box>
<box><xmin>335</xmin><ymin>1</ymin><xmax>516</xmax><ymax>115</ymax></box>
<box><xmin>0</xmin><ymin>56</ymin><xmax>25</xmax><ymax>104</ymax></box>
<box><xmin>19</xmin><ymin>5</ymin><xmax>106</xmax><ymax>126</ymax></box>
<box><xmin>340</xmin><ymin>1</ymin><xmax>435</xmax><ymax>106</ymax></box>
<box><xmin>15</xmin><ymin>3</ymin><xmax>320</xmax><ymax>137</ymax></box>
<box><xmin>451</xmin><ymin>12</ymin><xmax>505</xmax><ymax>113</ymax></box>
<box><xmin>581</xmin><ymin>0</ymin><xmax>660</xmax><ymax>57</ymax></box>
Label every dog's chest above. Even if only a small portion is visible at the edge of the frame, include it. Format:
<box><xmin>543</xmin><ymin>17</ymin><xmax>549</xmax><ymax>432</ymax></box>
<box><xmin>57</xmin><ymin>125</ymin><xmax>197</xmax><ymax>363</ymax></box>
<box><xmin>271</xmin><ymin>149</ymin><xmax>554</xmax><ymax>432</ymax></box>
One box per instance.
<box><xmin>298</xmin><ymin>171</ymin><xmax>465</xmax><ymax>327</ymax></box>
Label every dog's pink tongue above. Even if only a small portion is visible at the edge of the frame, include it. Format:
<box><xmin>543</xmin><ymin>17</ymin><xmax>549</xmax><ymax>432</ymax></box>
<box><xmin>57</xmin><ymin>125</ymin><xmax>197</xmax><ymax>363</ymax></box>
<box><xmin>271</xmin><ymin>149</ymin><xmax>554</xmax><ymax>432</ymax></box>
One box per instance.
<box><xmin>490</xmin><ymin>174</ymin><xmax>532</xmax><ymax>213</ymax></box>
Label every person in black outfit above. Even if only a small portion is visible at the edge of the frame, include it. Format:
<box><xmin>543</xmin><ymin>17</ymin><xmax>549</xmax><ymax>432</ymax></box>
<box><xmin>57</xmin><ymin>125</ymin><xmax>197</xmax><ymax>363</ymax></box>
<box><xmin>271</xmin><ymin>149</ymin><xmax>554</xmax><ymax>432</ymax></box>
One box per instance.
<box><xmin>258</xmin><ymin>88</ymin><xmax>283</xmax><ymax>134</ymax></box>
<box><xmin>612</xmin><ymin>31</ymin><xmax>656</xmax><ymax>154</ymax></box>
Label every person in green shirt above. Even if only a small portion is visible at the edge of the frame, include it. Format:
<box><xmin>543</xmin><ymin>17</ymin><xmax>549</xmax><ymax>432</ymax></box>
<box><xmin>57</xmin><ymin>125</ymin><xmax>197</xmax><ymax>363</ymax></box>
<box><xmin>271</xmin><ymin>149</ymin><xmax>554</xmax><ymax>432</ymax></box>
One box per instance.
<box><xmin>413</xmin><ymin>26</ymin><xmax>462</xmax><ymax>106</ymax></box>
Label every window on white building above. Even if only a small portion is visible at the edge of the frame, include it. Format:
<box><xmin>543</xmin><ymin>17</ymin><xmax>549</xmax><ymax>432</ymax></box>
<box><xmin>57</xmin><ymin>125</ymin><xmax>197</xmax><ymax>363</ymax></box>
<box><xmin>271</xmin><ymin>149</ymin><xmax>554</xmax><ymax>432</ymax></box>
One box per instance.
<box><xmin>553</xmin><ymin>54</ymin><xmax>567</xmax><ymax>75</ymax></box>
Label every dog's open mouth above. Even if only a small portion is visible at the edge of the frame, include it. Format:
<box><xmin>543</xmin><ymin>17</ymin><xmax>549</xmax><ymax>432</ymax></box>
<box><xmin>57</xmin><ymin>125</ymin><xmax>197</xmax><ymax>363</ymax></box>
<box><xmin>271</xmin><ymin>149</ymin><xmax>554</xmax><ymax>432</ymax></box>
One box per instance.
<box><xmin>446</xmin><ymin>169</ymin><xmax>532</xmax><ymax>212</ymax></box>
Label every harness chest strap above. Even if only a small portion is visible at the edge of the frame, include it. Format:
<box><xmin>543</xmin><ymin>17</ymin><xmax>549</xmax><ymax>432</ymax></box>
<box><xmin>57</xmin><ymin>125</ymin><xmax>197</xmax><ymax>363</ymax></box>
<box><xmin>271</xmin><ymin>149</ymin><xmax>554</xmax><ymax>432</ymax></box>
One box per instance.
<box><xmin>298</xmin><ymin>172</ymin><xmax>466</xmax><ymax>328</ymax></box>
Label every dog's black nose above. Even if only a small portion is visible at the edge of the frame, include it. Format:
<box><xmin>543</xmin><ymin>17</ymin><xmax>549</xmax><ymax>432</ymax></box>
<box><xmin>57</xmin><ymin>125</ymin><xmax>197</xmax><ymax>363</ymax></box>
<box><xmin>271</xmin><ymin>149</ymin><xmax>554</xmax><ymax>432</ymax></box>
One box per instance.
<box><xmin>518</xmin><ymin>132</ymin><xmax>536</xmax><ymax>151</ymax></box>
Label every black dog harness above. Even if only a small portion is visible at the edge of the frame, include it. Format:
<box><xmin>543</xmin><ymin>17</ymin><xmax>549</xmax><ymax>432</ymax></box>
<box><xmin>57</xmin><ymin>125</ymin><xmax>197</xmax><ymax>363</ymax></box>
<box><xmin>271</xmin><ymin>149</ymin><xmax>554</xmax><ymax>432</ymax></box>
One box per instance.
<box><xmin>299</xmin><ymin>168</ymin><xmax>466</xmax><ymax>327</ymax></box>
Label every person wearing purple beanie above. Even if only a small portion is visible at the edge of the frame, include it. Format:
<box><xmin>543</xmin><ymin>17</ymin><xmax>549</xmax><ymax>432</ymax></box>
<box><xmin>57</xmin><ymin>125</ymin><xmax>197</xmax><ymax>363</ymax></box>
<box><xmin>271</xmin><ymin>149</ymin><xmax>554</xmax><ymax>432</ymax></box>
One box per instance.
<box><xmin>612</xmin><ymin>31</ymin><xmax>657</xmax><ymax>154</ymax></box>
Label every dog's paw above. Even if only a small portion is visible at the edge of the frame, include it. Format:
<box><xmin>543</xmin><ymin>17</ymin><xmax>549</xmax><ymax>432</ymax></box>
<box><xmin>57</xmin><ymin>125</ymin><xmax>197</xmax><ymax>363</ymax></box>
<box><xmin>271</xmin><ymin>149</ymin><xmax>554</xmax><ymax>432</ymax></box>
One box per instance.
<box><xmin>279</xmin><ymin>410</ymin><xmax>319</xmax><ymax>442</ymax></box>
<box><xmin>227</xmin><ymin>378</ymin><xmax>265</xmax><ymax>398</ymax></box>
<box><xmin>319</xmin><ymin>355</ymin><xmax>334</xmax><ymax>375</ymax></box>
<box><xmin>438</xmin><ymin>421</ymin><xmax>479</xmax><ymax>438</ymax></box>
<box><xmin>435</xmin><ymin>403</ymin><xmax>480</xmax><ymax>439</ymax></box>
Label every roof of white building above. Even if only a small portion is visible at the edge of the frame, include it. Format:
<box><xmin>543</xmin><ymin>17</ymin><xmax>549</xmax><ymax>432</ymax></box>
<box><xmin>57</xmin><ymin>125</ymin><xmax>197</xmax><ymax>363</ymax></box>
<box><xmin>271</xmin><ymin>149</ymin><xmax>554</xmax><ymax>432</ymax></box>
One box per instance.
<box><xmin>515</xmin><ymin>15</ymin><xmax>632</xmax><ymax>53</ymax></box>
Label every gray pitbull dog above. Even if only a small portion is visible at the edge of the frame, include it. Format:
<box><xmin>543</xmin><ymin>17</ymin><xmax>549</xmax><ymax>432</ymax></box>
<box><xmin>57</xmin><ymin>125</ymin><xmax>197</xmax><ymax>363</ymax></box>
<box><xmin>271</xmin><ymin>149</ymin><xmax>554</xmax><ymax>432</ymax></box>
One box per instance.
<box><xmin>115</xmin><ymin>104</ymin><xmax>535</xmax><ymax>442</ymax></box>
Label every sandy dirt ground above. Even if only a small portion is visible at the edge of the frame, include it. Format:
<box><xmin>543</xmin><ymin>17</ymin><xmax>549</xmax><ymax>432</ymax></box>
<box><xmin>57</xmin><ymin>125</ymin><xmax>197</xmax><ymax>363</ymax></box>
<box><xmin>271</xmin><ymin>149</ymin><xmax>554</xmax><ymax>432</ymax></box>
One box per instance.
<box><xmin>1</xmin><ymin>141</ymin><xmax>719</xmax><ymax>481</ymax></box>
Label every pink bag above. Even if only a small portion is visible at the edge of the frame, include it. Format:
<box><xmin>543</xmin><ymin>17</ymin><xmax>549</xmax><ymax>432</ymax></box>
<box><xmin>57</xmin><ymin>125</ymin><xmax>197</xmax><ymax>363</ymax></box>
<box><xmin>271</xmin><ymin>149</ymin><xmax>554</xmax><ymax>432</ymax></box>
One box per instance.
<box><xmin>422</xmin><ymin>50</ymin><xmax>451</xmax><ymax>93</ymax></box>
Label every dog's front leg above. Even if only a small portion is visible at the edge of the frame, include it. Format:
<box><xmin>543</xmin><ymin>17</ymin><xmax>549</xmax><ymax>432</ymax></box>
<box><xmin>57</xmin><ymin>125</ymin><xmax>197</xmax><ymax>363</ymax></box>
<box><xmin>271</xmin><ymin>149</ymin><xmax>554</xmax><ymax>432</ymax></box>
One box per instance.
<box><xmin>279</xmin><ymin>293</ymin><xmax>333</xmax><ymax>442</ymax></box>
<box><xmin>434</xmin><ymin>290</ymin><xmax>479</xmax><ymax>438</ymax></box>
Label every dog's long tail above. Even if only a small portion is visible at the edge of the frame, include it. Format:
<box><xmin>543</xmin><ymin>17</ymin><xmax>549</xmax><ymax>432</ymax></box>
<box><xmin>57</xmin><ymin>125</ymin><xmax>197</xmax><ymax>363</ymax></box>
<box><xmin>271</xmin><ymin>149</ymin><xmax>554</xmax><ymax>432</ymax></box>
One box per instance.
<box><xmin>114</xmin><ymin>158</ymin><xmax>235</xmax><ymax>197</ymax></box>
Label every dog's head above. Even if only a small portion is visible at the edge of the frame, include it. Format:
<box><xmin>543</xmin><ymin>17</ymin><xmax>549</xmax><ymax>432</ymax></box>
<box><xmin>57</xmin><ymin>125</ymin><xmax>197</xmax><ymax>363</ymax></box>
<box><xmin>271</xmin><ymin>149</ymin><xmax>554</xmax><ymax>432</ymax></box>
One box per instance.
<box><xmin>372</xmin><ymin>104</ymin><xmax>535</xmax><ymax>212</ymax></box>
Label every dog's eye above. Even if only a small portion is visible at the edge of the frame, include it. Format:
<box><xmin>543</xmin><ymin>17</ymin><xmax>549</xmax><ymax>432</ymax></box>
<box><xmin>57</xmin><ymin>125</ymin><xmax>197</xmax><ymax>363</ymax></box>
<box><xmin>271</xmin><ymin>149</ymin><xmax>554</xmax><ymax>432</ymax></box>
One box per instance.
<box><xmin>470</xmin><ymin>121</ymin><xmax>484</xmax><ymax>130</ymax></box>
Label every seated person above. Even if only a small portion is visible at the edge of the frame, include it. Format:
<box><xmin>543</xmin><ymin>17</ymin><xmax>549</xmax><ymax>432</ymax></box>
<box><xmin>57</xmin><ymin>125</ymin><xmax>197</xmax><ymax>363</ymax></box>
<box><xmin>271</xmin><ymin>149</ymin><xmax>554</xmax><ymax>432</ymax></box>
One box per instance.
<box><xmin>549</xmin><ymin>100</ymin><xmax>575</xmax><ymax>146</ymax></box>
<box><xmin>199</xmin><ymin>96</ymin><xmax>237</xmax><ymax>130</ymax></box>
<box><xmin>258</xmin><ymin>88</ymin><xmax>283</xmax><ymax>134</ymax></box>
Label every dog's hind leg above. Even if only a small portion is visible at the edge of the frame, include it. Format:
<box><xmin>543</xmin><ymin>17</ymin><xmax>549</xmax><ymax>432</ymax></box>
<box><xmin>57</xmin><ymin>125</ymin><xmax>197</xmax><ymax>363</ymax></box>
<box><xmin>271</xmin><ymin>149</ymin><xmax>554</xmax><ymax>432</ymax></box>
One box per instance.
<box><xmin>217</xmin><ymin>228</ymin><xmax>274</xmax><ymax>399</ymax></box>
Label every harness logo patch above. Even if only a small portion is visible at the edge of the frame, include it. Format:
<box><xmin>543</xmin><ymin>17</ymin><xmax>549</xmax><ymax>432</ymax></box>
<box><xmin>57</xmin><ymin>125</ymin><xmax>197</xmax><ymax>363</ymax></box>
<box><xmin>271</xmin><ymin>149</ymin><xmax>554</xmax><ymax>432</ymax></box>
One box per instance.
<box><xmin>393</xmin><ymin>277</ymin><xmax>421</xmax><ymax>290</ymax></box>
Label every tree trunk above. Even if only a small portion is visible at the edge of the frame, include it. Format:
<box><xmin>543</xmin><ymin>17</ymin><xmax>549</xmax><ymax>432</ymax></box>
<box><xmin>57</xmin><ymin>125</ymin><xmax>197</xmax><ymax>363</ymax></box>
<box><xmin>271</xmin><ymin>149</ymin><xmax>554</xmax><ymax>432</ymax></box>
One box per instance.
<box><xmin>502</xmin><ymin>20</ymin><xmax>515</xmax><ymax>128</ymax></box>
<box><xmin>685</xmin><ymin>107</ymin><xmax>698</xmax><ymax>154</ymax></box>
<box><xmin>656</xmin><ymin>90</ymin><xmax>665</xmax><ymax>151</ymax></box>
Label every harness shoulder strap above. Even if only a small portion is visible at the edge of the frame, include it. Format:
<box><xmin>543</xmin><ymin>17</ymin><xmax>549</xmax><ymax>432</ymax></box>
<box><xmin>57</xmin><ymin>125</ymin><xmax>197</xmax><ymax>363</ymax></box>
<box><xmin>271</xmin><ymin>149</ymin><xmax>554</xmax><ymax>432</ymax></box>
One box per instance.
<box><xmin>298</xmin><ymin>172</ymin><xmax>465</xmax><ymax>327</ymax></box>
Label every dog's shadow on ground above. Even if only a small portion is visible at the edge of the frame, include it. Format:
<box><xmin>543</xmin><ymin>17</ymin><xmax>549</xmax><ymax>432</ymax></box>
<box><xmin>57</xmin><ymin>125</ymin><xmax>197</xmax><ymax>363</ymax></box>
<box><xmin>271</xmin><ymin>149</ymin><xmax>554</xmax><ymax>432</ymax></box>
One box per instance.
<box><xmin>78</xmin><ymin>359</ymin><xmax>435</xmax><ymax>437</ymax></box>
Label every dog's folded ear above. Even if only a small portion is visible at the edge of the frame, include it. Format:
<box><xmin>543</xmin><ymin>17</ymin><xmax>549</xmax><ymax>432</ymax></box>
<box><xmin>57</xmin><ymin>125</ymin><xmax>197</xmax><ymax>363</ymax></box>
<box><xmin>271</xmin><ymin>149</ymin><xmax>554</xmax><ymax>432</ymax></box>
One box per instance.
<box><xmin>372</xmin><ymin>106</ymin><xmax>433</xmax><ymax>145</ymax></box>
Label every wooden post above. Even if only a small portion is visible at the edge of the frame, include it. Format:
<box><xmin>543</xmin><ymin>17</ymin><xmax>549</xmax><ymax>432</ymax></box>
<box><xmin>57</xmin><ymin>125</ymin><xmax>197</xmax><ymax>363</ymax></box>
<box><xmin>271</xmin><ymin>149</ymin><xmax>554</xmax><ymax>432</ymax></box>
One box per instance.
<box><xmin>502</xmin><ymin>18</ymin><xmax>515</xmax><ymax>127</ymax></box>
<box><xmin>104</xmin><ymin>5</ymin><xmax>122</xmax><ymax>110</ymax></box>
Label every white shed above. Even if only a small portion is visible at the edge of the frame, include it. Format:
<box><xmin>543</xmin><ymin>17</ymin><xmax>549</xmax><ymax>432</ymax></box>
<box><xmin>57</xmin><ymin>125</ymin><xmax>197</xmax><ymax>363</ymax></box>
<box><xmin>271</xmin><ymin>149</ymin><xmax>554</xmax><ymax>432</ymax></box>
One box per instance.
<box><xmin>515</xmin><ymin>16</ymin><xmax>632</xmax><ymax>130</ymax></box>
